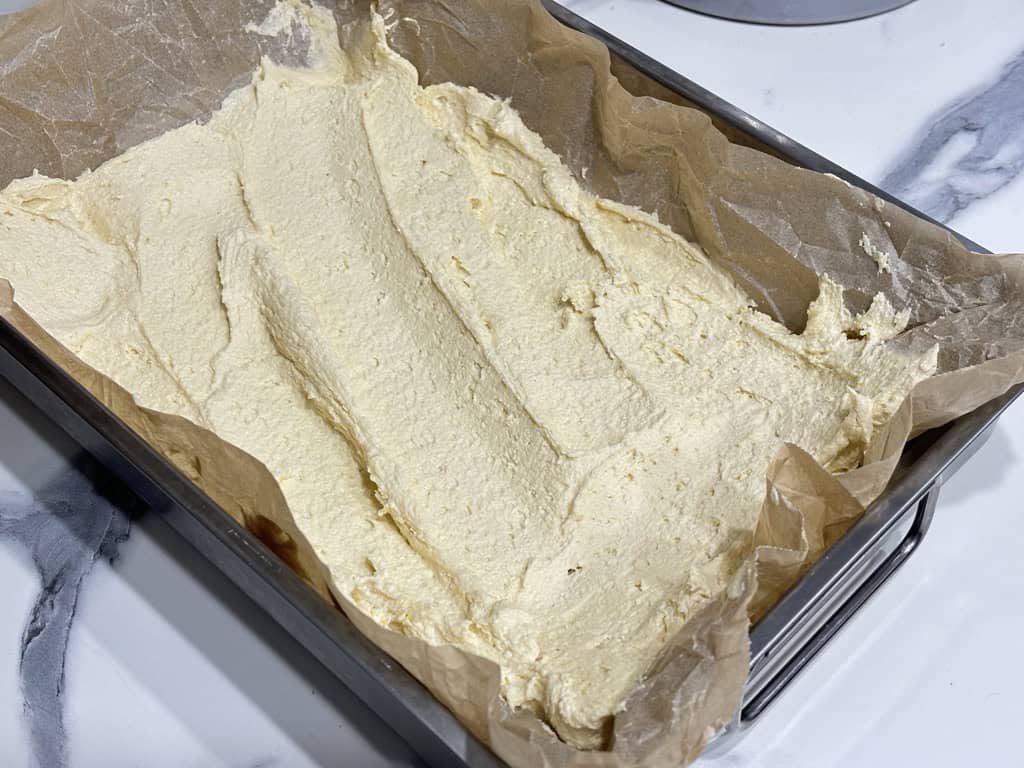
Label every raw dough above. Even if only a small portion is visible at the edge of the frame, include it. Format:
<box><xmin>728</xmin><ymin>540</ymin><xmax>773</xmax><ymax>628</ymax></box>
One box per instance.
<box><xmin>0</xmin><ymin>2</ymin><xmax>935</xmax><ymax>747</ymax></box>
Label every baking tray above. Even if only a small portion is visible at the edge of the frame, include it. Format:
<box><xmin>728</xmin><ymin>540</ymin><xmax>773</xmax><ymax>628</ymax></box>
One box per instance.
<box><xmin>0</xmin><ymin>4</ymin><xmax>1020</xmax><ymax>766</ymax></box>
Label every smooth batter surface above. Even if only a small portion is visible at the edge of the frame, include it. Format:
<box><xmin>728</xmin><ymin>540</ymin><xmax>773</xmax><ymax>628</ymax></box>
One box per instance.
<box><xmin>0</xmin><ymin>3</ymin><xmax>936</xmax><ymax>747</ymax></box>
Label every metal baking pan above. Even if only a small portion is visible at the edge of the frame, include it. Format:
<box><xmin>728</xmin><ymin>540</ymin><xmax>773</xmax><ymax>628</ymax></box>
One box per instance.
<box><xmin>0</xmin><ymin>4</ymin><xmax>1020</xmax><ymax>766</ymax></box>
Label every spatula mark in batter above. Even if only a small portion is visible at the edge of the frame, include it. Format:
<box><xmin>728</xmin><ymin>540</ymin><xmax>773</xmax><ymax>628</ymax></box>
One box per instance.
<box><xmin>0</xmin><ymin>456</ymin><xmax>134</xmax><ymax>768</ymax></box>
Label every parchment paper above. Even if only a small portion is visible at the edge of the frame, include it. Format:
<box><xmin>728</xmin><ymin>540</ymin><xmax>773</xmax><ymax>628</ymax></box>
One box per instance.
<box><xmin>1</xmin><ymin>1</ymin><xmax>1022</xmax><ymax>765</ymax></box>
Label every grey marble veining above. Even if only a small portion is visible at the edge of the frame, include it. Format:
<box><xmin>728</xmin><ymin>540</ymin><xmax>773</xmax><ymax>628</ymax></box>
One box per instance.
<box><xmin>0</xmin><ymin>458</ymin><xmax>133</xmax><ymax>768</ymax></box>
<box><xmin>882</xmin><ymin>47</ymin><xmax>1024</xmax><ymax>223</ymax></box>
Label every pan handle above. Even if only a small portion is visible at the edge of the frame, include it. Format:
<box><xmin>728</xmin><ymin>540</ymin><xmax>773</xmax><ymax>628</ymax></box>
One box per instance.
<box><xmin>741</xmin><ymin>486</ymin><xmax>939</xmax><ymax>722</ymax></box>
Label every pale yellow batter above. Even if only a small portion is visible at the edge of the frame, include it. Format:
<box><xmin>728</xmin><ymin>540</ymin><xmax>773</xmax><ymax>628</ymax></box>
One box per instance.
<box><xmin>0</xmin><ymin>3</ymin><xmax>935</xmax><ymax>748</ymax></box>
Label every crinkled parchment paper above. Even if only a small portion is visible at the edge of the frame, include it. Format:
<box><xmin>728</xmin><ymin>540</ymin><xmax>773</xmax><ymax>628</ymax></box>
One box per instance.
<box><xmin>1</xmin><ymin>1</ymin><xmax>1022</xmax><ymax>765</ymax></box>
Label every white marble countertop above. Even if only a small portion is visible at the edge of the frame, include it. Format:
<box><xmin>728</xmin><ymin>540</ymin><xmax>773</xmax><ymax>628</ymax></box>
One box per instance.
<box><xmin>1</xmin><ymin>0</ymin><xmax>1022</xmax><ymax>766</ymax></box>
